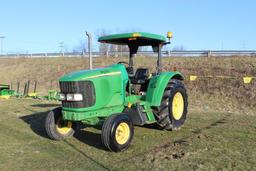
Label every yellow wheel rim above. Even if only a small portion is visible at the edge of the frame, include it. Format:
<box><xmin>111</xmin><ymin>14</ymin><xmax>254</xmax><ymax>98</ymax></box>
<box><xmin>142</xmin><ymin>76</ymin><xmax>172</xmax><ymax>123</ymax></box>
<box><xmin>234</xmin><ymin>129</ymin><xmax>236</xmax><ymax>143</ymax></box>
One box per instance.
<box><xmin>56</xmin><ymin>118</ymin><xmax>72</xmax><ymax>135</ymax></box>
<box><xmin>172</xmin><ymin>92</ymin><xmax>184</xmax><ymax>120</ymax></box>
<box><xmin>115</xmin><ymin>122</ymin><xmax>130</xmax><ymax>145</ymax></box>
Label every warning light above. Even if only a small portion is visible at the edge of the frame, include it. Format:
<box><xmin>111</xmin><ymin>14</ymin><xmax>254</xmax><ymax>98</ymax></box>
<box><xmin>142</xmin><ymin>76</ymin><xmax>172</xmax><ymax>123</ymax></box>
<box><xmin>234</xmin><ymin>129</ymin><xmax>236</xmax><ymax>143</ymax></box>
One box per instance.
<box><xmin>132</xmin><ymin>33</ymin><xmax>141</xmax><ymax>37</ymax></box>
<box><xmin>167</xmin><ymin>32</ymin><xmax>173</xmax><ymax>39</ymax></box>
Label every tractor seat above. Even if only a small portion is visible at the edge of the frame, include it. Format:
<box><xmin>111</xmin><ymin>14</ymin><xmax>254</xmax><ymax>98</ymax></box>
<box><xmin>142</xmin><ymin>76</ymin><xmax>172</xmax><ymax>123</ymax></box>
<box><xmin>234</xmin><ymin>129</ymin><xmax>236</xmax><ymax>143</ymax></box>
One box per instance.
<box><xmin>131</xmin><ymin>68</ymin><xmax>149</xmax><ymax>84</ymax></box>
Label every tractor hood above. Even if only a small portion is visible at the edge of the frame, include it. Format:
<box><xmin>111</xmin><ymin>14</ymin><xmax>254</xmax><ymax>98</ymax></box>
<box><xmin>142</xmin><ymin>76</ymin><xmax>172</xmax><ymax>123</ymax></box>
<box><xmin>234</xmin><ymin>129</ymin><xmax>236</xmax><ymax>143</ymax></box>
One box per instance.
<box><xmin>59</xmin><ymin>64</ymin><xmax>128</xmax><ymax>82</ymax></box>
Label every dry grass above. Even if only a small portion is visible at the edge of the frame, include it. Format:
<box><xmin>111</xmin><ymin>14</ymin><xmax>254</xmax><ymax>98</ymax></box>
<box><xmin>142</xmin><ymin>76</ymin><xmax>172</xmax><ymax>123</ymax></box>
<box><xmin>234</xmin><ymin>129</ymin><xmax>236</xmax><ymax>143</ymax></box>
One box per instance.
<box><xmin>0</xmin><ymin>55</ymin><xmax>255</xmax><ymax>114</ymax></box>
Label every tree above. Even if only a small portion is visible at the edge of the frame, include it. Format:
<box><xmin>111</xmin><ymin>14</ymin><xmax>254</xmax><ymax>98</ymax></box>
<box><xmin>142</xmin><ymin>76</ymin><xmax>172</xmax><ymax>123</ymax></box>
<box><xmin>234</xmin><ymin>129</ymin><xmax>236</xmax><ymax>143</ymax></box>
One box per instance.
<box><xmin>95</xmin><ymin>29</ymin><xmax>110</xmax><ymax>55</ymax></box>
<box><xmin>72</xmin><ymin>39</ymin><xmax>87</xmax><ymax>54</ymax></box>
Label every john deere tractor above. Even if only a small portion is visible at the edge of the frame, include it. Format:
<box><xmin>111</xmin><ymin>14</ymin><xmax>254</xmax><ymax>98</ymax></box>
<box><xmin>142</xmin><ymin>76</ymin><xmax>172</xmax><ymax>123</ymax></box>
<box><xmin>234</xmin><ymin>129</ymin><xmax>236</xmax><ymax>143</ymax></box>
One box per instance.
<box><xmin>45</xmin><ymin>32</ymin><xmax>188</xmax><ymax>152</ymax></box>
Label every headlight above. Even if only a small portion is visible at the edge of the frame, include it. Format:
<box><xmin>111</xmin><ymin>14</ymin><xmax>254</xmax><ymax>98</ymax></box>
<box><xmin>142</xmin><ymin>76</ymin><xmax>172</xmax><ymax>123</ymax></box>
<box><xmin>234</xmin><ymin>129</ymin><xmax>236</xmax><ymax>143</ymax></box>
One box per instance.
<box><xmin>59</xmin><ymin>93</ymin><xmax>66</xmax><ymax>101</ymax></box>
<box><xmin>66</xmin><ymin>93</ymin><xmax>83</xmax><ymax>101</ymax></box>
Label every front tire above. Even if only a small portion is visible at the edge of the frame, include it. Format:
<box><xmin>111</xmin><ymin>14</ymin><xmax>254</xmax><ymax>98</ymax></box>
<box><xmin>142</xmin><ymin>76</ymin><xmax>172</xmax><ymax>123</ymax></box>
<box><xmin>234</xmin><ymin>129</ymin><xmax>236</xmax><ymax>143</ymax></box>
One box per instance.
<box><xmin>101</xmin><ymin>114</ymin><xmax>134</xmax><ymax>152</ymax></box>
<box><xmin>45</xmin><ymin>107</ymin><xmax>75</xmax><ymax>140</ymax></box>
<box><xmin>154</xmin><ymin>79</ymin><xmax>188</xmax><ymax>130</ymax></box>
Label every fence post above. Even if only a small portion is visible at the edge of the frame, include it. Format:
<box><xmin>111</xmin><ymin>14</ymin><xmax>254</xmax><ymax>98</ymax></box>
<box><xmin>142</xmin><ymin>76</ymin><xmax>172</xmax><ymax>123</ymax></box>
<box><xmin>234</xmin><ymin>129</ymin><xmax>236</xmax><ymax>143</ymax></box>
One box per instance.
<box><xmin>106</xmin><ymin>50</ymin><xmax>109</xmax><ymax>58</ymax></box>
<box><xmin>207</xmin><ymin>50</ymin><xmax>211</xmax><ymax>57</ymax></box>
<box><xmin>17</xmin><ymin>82</ymin><xmax>20</xmax><ymax>94</ymax></box>
<box><xmin>50</xmin><ymin>80</ymin><xmax>53</xmax><ymax>90</ymax></box>
<box><xmin>34</xmin><ymin>80</ymin><xmax>37</xmax><ymax>93</ymax></box>
<box><xmin>23</xmin><ymin>83</ymin><xmax>27</xmax><ymax>96</ymax></box>
<box><xmin>26</xmin><ymin>80</ymin><xmax>30</xmax><ymax>95</ymax></box>
<box><xmin>167</xmin><ymin>50</ymin><xmax>171</xmax><ymax>57</ymax></box>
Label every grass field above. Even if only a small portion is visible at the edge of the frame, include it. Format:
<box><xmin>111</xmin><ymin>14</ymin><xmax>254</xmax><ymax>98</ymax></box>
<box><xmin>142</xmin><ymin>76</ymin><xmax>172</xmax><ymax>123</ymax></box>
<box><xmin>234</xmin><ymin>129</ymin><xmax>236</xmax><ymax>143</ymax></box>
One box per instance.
<box><xmin>0</xmin><ymin>56</ymin><xmax>255</xmax><ymax>170</ymax></box>
<box><xmin>0</xmin><ymin>99</ymin><xmax>255</xmax><ymax>170</ymax></box>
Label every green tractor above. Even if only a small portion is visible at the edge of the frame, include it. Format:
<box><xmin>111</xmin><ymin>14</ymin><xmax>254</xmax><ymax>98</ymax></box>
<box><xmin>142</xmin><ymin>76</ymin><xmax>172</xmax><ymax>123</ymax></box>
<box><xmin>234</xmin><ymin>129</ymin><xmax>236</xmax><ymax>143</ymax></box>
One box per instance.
<box><xmin>0</xmin><ymin>84</ymin><xmax>15</xmax><ymax>99</ymax></box>
<box><xmin>45</xmin><ymin>32</ymin><xmax>188</xmax><ymax>152</ymax></box>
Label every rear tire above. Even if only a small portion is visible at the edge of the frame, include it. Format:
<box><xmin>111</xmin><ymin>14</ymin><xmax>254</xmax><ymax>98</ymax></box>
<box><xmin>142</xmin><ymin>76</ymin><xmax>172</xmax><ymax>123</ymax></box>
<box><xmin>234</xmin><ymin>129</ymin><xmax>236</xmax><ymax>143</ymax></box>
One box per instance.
<box><xmin>45</xmin><ymin>107</ymin><xmax>75</xmax><ymax>140</ymax></box>
<box><xmin>101</xmin><ymin>114</ymin><xmax>134</xmax><ymax>152</ymax></box>
<box><xmin>154</xmin><ymin>79</ymin><xmax>188</xmax><ymax>130</ymax></box>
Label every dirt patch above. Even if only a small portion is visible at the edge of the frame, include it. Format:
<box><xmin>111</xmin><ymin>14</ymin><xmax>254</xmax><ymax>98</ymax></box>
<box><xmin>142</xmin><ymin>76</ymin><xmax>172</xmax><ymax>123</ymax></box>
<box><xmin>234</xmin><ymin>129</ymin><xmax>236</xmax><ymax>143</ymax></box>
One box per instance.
<box><xmin>140</xmin><ymin>141</ymin><xmax>188</xmax><ymax>165</ymax></box>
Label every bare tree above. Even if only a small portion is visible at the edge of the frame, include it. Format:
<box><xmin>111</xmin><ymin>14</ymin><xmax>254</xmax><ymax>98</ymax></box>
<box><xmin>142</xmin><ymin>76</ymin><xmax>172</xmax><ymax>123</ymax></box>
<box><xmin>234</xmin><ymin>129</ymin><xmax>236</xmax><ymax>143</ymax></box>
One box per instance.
<box><xmin>72</xmin><ymin>39</ymin><xmax>87</xmax><ymax>54</ymax></box>
<box><xmin>95</xmin><ymin>29</ymin><xmax>111</xmax><ymax>56</ymax></box>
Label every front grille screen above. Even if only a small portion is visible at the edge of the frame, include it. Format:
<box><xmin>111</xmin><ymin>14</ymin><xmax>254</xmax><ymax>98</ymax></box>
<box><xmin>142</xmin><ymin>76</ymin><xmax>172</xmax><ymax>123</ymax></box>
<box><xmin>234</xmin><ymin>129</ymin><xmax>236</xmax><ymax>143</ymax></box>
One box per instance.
<box><xmin>59</xmin><ymin>81</ymin><xmax>96</xmax><ymax>108</ymax></box>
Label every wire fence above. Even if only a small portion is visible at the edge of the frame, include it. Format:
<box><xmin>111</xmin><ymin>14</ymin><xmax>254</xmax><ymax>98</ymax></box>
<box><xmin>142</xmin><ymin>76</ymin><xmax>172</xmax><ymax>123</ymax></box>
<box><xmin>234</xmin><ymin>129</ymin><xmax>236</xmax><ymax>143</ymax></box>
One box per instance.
<box><xmin>1</xmin><ymin>50</ymin><xmax>256</xmax><ymax>58</ymax></box>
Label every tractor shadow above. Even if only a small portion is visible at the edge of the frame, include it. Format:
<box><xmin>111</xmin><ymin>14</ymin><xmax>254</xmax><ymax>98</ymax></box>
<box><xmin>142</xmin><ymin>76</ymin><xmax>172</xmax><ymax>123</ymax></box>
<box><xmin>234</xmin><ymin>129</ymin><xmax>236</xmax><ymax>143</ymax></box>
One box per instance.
<box><xmin>19</xmin><ymin>111</ymin><xmax>107</xmax><ymax>150</ymax></box>
<box><xmin>19</xmin><ymin>111</ymin><xmax>50</xmax><ymax>139</ymax></box>
<box><xmin>140</xmin><ymin>123</ymin><xmax>163</xmax><ymax>131</ymax></box>
<box><xmin>31</xmin><ymin>104</ymin><xmax>60</xmax><ymax>108</ymax></box>
<box><xmin>73</xmin><ymin>129</ymin><xmax>106</xmax><ymax>151</ymax></box>
<box><xmin>191</xmin><ymin>114</ymin><xmax>230</xmax><ymax>135</ymax></box>
<box><xmin>205</xmin><ymin>117</ymin><xmax>228</xmax><ymax>129</ymax></box>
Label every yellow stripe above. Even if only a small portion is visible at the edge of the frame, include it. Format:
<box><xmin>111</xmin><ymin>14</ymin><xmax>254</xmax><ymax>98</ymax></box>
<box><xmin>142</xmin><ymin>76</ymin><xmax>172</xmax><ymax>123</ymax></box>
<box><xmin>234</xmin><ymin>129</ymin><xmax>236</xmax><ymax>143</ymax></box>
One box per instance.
<box><xmin>86</xmin><ymin>71</ymin><xmax>121</xmax><ymax>79</ymax></box>
<box><xmin>0</xmin><ymin>95</ymin><xmax>10</xmax><ymax>99</ymax></box>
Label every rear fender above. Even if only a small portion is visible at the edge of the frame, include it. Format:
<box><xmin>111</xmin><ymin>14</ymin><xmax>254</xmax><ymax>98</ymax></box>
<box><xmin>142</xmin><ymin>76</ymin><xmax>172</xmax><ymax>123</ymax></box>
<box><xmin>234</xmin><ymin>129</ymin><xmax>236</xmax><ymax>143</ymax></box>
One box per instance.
<box><xmin>146</xmin><ymin>72</ymin><xmax>184</xmax><ymax>107</ymax></box>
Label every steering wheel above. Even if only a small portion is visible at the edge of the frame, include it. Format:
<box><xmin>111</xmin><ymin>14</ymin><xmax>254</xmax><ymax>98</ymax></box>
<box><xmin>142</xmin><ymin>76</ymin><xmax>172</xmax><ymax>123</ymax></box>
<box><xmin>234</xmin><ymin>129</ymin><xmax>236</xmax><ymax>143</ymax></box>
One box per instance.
<box><xmin>118</xmin><ymin>61</ymin><xmax>134</xmax><ymax>75</ymax></box>
<box><xmin>118</xmin><ymin>61</ymin><xmax>129</xmax><ymax>67</ymax></box>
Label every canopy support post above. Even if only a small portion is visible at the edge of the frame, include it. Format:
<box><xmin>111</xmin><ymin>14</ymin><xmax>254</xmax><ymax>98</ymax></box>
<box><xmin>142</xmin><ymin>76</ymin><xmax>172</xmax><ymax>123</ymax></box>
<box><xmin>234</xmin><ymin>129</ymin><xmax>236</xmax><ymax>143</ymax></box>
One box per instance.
<box><xmin>128</xmin><ymin>44</ymin><xmax>138</xmax><ymax>75</ymax></box>
<box><xmin>156</xmin><ymin>44</ymin><xmax>163</xmax><ymax>75</ymax></box>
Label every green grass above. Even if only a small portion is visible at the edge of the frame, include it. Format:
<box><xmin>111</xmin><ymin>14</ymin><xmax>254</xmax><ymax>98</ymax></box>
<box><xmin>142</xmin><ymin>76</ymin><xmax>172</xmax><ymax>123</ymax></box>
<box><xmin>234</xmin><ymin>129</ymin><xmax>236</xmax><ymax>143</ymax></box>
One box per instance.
<box><xmin>0</xmin><ymin>99</ymin><xmax>255</xmax><ymax>170</ymax></box>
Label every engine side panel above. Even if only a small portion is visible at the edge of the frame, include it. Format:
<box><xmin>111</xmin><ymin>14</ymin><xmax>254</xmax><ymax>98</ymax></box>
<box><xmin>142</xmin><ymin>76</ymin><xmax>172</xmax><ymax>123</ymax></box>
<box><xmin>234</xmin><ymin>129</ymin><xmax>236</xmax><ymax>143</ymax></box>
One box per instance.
<box><xmin>60</xmin><ymin>64</ymin><xmax>129</xmax><ymax>113</ymax></box>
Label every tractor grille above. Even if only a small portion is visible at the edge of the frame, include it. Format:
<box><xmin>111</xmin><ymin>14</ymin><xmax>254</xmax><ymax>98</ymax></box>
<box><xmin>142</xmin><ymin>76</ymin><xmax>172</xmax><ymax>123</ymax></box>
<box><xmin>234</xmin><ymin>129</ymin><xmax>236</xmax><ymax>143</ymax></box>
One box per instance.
<box><xmin>59</xmin><ymin>81</ymin><xmax>96</xmax><ymax>108</ymax></box>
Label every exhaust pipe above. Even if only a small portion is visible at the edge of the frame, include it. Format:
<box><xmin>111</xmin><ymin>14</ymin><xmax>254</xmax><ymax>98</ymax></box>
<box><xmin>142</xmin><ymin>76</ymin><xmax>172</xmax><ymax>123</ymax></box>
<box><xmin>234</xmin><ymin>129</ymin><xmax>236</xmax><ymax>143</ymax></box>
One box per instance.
<box><xmin>86</xmin><ymin>31</ymin><xmax>92</xmax><ymax>70</ymax></box>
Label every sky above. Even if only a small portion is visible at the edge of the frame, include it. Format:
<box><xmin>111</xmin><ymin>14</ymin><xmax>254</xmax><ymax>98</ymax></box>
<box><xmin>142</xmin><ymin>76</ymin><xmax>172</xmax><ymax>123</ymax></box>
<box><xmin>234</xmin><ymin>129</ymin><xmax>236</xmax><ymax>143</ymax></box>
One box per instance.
<box><xmin>0</xmin><ymin>0</ymin><xmax>256</xmax><ymax>53</ymax></box>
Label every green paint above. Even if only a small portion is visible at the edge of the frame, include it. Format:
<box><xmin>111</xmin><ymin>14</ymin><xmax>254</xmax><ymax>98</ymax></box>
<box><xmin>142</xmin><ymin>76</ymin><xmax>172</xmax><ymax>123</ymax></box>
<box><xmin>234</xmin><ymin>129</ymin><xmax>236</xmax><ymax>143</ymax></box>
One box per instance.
<box><xmin>98</xmin><ymin>32</ymin><xmax>166</xmax><ymax>45</ymax></box>
<box><xmin>81</xmin><ymin>117</ymin><xmax>100</xmax><ymax>126</ymax></box>
<box><xmin>142</xmin><ymin>103</ymin><xmax>156</xmax><ymax>122</ymax></box>
<box><xmin>60</xmin><ymin>61</ymin><xmax>183</xmax><ymax>125</ymax></box>
<box><xmin>146</xmin><ymin>72</ymin><xmax>184</xmax><ymax>106</ymax></box>
<box><xmin>62</xmin><ymin>105</ymin><xmax>124</xmax><ymax>121</ymax></box>
<box><xmin>124</xmin><ymin>95</ymin><xmax>143</xmax><ymax>106</ymax></box>
<box><xmin>124</xmin><ymin>95</ymin><xmax>155</xmax><ymax>122</ymax></box>
<box><xmin>47</xmin><ymin>90</ymin><xmax>59</xmax><ymax>100</ymax></box>
<box><xmin>59</xmin><ymin>64</ymin><xmax>128</xmax><ymax>82</ymax></box>
<box><xmin>60</xmin><ymin>64</ymin><xmax>128</xmax><ymax>113</ymax></box>
<box><xmin>0</xmin><ymin>84</ymin><xmax>12</xmax><ymax>96</ymax></box>
<box><xmin>0</xmin><ymin>89</ymin><xmax>15</xmax><ymax>96</ymax></box>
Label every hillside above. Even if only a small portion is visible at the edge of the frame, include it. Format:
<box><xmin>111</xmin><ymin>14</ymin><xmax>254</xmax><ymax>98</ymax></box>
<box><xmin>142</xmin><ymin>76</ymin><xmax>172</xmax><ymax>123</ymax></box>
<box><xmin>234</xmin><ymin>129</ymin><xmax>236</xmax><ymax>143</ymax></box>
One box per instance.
<box><xmin>0</xmin><ymin>56</ymin><xmax>255</xmax><ymax>114</ymax></box>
